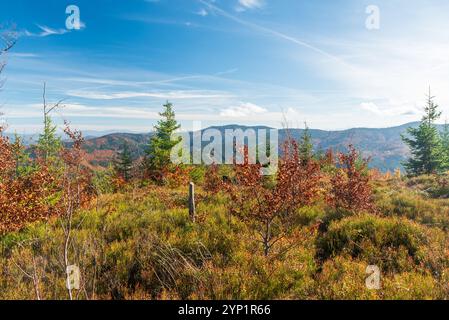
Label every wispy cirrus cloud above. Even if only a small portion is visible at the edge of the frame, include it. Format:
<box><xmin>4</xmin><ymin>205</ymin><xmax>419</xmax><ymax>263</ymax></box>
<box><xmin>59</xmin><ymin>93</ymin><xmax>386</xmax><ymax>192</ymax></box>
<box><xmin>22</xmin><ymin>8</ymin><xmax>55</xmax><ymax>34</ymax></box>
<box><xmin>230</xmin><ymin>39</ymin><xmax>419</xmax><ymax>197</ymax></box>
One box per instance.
<box><xmin>3</xmin><ymin>103</ymin><xmax>157</xmax><ymax>119</ymax></box>
<box><xmin>199</xmin><ymin>0</ymin><xmax>351</xmax><ymax>68</ymax></box>
<box><xmin>9</xmin><ymin>52</ymin><xmax>39</xmax><ymax>58</ymax></box>
<box><xmin>66</xmin><ymin>89</ymin><xmax>233</xmax><ymax>100</ymax></box>
<box><xmin>3</xmin><ymin>101</ymin><xmax>298</xmax><ymax>129</ymax></box>
<box><xmin>121</xmin><ymin>14</ymin><xmax>198</xmax><ymax>28</ymax></box>
<box><xmin>31</xmin><ymin>25</ymin><xmax>68</xmax><ymax>37</ymax></box>
<box><xmin>220</xmin><ymin>102</ymin><xmax>267</xmax><ymax>118</ymax></box>
<box><xmin>21</xmin><ymin>22</ymin><xmax>86</xmax><ymax>38</ymax></box>
<box><xmin>236</xmin><ymin>0</ymin><xmax>264</xmax><ymax>11</ymax></box>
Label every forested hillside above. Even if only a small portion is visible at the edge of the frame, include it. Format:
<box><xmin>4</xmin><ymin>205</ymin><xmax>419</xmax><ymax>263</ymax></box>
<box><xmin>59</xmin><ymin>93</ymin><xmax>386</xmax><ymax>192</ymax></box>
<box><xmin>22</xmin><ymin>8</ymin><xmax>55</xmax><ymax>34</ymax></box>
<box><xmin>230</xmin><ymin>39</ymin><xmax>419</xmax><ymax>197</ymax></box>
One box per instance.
<box><xmin>74</xmin><ymin>122</ymin><xmax>428</xmax><ymax>172</ymax></box>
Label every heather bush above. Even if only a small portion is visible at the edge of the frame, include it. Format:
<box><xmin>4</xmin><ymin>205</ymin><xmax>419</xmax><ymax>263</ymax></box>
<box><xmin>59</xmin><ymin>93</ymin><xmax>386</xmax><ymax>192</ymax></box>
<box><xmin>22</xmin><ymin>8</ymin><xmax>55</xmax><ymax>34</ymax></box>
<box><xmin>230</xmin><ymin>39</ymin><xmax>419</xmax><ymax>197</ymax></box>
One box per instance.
<box><xmin>315</xmin><ymin>256</ymin><xmax>444</xmax><ymax>300</ymax></box>
<box><xmin>316</xmin><ymin>215</ymin><xmax>448</xmax><ymax>274</ymax></box>
<box><xmin>382</xmin><ymin>272</ymin><xmax>441</xmax><ymax>300</ymax></box>
<box><xmin>376</xmin><ymin>186</ymin><xmax>449</xmax><ymax>231</ymax></box>
<box><xmin>316</xmin><ymin>256</ymin><xmax>379</xmax><ymax>300</ymax></box>
<box><xmin>406</xmin><ymin>174</ymin><xmax>449</xmax><ymax>198</ymax></box>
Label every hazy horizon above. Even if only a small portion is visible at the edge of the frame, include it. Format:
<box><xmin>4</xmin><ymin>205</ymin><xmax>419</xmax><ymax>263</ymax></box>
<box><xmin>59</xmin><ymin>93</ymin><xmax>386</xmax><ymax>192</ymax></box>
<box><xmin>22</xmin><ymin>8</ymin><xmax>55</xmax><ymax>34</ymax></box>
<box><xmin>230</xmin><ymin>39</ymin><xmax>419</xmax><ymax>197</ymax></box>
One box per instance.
<box><xmin>2</xmin><ymin>119</ymin><xmax>441</xmax><ymax>137</ymax></box>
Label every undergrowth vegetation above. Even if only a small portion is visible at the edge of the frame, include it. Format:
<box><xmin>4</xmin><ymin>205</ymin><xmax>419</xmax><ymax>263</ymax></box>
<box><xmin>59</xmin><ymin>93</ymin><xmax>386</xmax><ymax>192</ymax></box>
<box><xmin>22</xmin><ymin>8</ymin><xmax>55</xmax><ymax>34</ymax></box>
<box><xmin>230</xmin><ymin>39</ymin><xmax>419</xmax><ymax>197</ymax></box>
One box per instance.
<box><xmin>1</xmin><ymin>170</ymin><xmax>449</xmax><ymax>300</ymax></box>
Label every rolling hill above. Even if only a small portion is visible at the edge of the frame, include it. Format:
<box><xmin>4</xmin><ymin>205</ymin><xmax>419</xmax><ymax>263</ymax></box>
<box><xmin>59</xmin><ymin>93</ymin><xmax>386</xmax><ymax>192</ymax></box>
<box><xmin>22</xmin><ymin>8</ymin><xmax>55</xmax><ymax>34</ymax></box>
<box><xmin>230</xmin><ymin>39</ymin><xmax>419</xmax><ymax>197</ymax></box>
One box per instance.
<box><xmin>76</xmin><ymin>121</ymin><xmax>436</xmax><ymax>172</ymax></box>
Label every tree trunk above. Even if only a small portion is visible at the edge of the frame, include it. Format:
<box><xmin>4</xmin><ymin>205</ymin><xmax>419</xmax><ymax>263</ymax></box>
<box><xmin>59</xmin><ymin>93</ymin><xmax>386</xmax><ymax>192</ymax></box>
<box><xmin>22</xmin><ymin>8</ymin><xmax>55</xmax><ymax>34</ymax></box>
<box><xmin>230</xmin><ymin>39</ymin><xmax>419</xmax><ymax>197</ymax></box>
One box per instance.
<box><xmin>189</xmin><ymin>182</ymin><xmax>196</xmax><ymax>222</ymax></box>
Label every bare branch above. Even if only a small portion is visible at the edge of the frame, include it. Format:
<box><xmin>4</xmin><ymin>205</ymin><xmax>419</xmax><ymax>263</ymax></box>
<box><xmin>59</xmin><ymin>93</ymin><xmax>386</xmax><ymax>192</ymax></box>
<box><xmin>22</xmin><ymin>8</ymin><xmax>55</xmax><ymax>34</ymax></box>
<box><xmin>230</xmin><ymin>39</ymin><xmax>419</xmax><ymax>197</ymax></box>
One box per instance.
<box><xmin>0</xmin><ymin>26</ymin><xmax>17</xmax><ymax>92</ymax></box>
<box><xmin>42</xmin><ymin>83</ymin><xmax>66</xmax><ymax>116</ymax></box>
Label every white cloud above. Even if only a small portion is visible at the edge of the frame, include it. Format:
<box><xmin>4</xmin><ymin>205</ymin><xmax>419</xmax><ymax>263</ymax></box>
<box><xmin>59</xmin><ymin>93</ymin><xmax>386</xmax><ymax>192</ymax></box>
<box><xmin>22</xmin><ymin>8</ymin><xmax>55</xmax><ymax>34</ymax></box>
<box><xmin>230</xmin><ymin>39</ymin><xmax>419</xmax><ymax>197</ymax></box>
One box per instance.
<box><xmin>237</xmin><ymin>0</ymin><xmax>264</xmax><ymax>11</ymax></box>
<box><xmin>21</xmin><ymin>25</ymin><xmax>67</xmax><ymax>38</ymax></box>
<box><xmin>9</xmin><ymin>52</ymin><xmax>38</xmax><ymax>58</ymax></box>
<box><xmin>21</xmin><ymin>22</ymin><xmax>86</xmax><ymax>38</ymax></box>
<box><xmin>36</xmin><ymin>25</ymin><xmax>68</xmax><ymax>37</ymax></box>
<box><xmin>197</xmin><ymin>8</ymin><xmax>208</xmax><ymax>17</ymax></box>
<box><xmin>360</xmin><ymin>102</ymin><xmax>381</xmax><ymax>114</ymax></box>
<box><xmin>220</xmin><ymin>102</ymin><xmax>267</xmax><ymax>118</ymax></box>
<box><xmin>66</xmin><ymin>90</ymin><xmax>233</xmax><ymax>100</ymax></box>
<box><xmin>304</xmin><ymin>4</ymin><xmax>449</xmax><ymax>127</ymax></box>
<box><xmin>360</xmin><ymin>101</ymin><xmax>421</xmax><ymax>117</ymax></box>
<box><xmin>3</xmin><ymin>103</ymin><xmax>159</xmax><ymax>119</ymax></box>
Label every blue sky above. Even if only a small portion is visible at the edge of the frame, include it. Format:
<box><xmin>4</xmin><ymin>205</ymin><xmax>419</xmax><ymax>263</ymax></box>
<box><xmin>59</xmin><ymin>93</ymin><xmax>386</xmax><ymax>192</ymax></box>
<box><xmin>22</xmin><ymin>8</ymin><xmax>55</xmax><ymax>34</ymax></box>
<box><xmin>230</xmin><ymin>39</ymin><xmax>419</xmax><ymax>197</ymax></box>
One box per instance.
<box><xmin>1</xmin><ymin>0</ymin><xmax>449</xmax><ymax>133</ymax></box>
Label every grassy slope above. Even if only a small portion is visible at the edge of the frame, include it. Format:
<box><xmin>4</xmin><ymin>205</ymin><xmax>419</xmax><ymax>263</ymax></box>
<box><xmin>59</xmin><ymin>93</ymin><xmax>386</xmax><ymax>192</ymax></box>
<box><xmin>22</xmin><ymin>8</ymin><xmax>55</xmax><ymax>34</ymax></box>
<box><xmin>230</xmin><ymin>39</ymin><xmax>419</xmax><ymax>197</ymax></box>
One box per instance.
<box><xmin>1</xmin><ymin>177</ymin><xmax>448</xmax><ymax>300</ymax></box>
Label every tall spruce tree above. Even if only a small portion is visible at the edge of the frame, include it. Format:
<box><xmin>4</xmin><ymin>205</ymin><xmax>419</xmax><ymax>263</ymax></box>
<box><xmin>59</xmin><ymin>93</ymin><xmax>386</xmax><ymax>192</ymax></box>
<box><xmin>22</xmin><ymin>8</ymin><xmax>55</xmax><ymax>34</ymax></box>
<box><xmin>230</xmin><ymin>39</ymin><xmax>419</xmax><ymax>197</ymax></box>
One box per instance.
<box><xmin>145</xmin><ymin>102</ymin><xmax>181</xmax><ymax>174</ymax></box>
<box><xmin>402</xmin><ymin>90</ymin><xmax>444</xmax><ymax>175</ymax></box>
<box><xmin>115</xmin><ymin>142</ymin><xmax>133</xmax><ymax>181</ymax></box>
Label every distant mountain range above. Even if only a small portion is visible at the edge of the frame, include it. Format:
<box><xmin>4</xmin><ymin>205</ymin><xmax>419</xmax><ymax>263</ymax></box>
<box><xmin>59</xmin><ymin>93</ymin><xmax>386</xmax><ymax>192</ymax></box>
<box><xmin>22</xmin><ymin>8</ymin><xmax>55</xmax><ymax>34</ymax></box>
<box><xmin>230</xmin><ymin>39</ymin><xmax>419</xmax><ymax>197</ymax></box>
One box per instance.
<box><xmin>78</xmin><ymin>121</ymin><xmax>439</xmax><ymax>172</ymax></box>
<box><xmin>6</xmin><ymin>122</ymin><xmax>446</xmax><ymax>172</ymax></box>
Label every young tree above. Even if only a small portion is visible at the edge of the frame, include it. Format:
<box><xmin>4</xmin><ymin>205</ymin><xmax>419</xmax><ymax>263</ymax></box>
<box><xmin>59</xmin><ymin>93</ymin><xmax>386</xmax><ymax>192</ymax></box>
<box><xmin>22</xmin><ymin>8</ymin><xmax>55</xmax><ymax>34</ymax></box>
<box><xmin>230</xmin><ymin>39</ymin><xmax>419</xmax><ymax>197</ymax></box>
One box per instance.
<box><xmin>0</xmin><ymin>31</ymin><xmax>60</xmax><ymax>234</ymax></box>
<box><xmin>11</xmin><ymin>134</ymin><xmax>34</xmax><ymax>177</ymax></box>
<box><xmin>36</xmin><ymin>83</ymin><xmax>64</xmax><ymax>165</ymax></box>
<box><xmin>328</xmin><ymin>145</ymin><xmax>375</xmax><ymax>213</ymax></box>
<box><xmin>402</xmin><ymin>90</ymin><xmax>445</xmax><ymax>175</ymax></box>
<box><xmin>145</xmin><ymin>102</ymin><xmax>181</xmax><ymax>179</ymax></box>
<box><xmin>59</xmin><ymin>122</ymin><xmax>93</xmax><ymax>300</ymax></box>
<box><xmin>115</xmin><ymin>142</ymin><xmax>133</xmax><ymax>182</ymax></box>
<box><xmin>0</xmin><ymin>126</ymin><xmax>14</xmax><ymax>178</ymax></box>
<box><xmin>226</xmin><ymin>140</ymin><xmax>322</xmax><ymax>256</ymax></box>
<box><xmin>0</xmin><ymin>127</ymin><xmax>58</xmax><ymax>234</ymax></box>
<box><xmin>299</xmin><ymin>122</ymin><xmax>313</xmax><ymax>164</ymax></box>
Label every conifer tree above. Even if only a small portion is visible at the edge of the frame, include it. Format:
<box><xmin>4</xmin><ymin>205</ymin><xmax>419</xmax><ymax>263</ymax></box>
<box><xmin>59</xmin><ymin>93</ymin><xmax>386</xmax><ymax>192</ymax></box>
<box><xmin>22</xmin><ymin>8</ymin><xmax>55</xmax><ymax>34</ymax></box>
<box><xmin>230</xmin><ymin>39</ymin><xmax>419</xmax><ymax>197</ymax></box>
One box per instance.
<box><xmin>37</xmin><ymin>113</ymin><xmax>62</xmax><ymax>162</ymax></box>
<box><xmin>11</xmin><ymin>134</ymin><xmax>33</xmax><ymax>177</ymax></box>
<box><xmin>402</xmin><ymin>90</ymin><xmax>444</xmax><ymax>175</ymax></box>
<box><xmin>299</xmin><ymin>123</ymin><xmax>313</xmax><ymax>164</ymax></box>
<box><xmin>36</xmin><ymin>84</ymin><xmax>63</xmax><ymax>165</ymax></box>
<box><xmin>145</xmin><ymin>102</ymin><xmax>181</xmax><ymax>175</ymax></box>
<box><xmin>115</xmin><ymin>142</ymin><xmax>133</xmax><ymax>182</ymax></box>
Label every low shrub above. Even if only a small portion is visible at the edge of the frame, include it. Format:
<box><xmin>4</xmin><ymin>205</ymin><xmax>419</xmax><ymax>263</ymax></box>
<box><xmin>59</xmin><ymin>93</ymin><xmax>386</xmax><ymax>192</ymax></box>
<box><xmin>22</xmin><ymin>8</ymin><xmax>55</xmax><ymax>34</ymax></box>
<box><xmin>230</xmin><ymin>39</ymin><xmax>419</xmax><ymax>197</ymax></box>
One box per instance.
<box><xmin>316</xmin><ymin>215</ymin><xmax>448</xmax><ymax>274</ymax></box>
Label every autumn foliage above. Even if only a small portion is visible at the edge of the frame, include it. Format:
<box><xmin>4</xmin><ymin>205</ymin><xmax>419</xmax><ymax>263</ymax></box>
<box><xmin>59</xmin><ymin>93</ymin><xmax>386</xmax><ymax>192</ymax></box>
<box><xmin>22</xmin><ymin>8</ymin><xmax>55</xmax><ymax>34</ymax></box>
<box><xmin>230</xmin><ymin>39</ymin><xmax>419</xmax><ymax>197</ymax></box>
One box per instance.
<box><xmin>0</xmin><ymin>123</ymin><xmax>92</xmax><ymax>234</ymax></box>
<box><xmin>0</xmin><ymin>127</ymin><xmax>57</xmax><ymax>233</ymax></box>
<box><xmin>327</xmin><ymin>145</ymin><xmax>376</xmax><ymax>213</ymax></box>
<box><xmin>60</xmin><ymin>123</ymin><xmax>93</xmax><ymax>210</ymax></box>
<box><xmin>225</xmin><ymin>139</ymin><xmax>323</xmax><ymax>256</ymax></box>
<box><xmin>204</xmin><ymin>163</ymin><xmax>223</xmax><ymax>195</ymax></box>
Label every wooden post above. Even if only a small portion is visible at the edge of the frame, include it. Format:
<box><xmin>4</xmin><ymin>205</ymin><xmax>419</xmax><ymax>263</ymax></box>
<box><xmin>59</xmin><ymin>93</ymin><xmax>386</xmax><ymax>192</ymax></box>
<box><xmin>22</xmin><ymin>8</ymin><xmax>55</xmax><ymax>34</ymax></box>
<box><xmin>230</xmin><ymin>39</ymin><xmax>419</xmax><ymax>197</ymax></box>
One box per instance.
<box><xmin>189</xmin><ymin>182</ymin><xmax>196</xmax><ymax>222</ymax></box>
